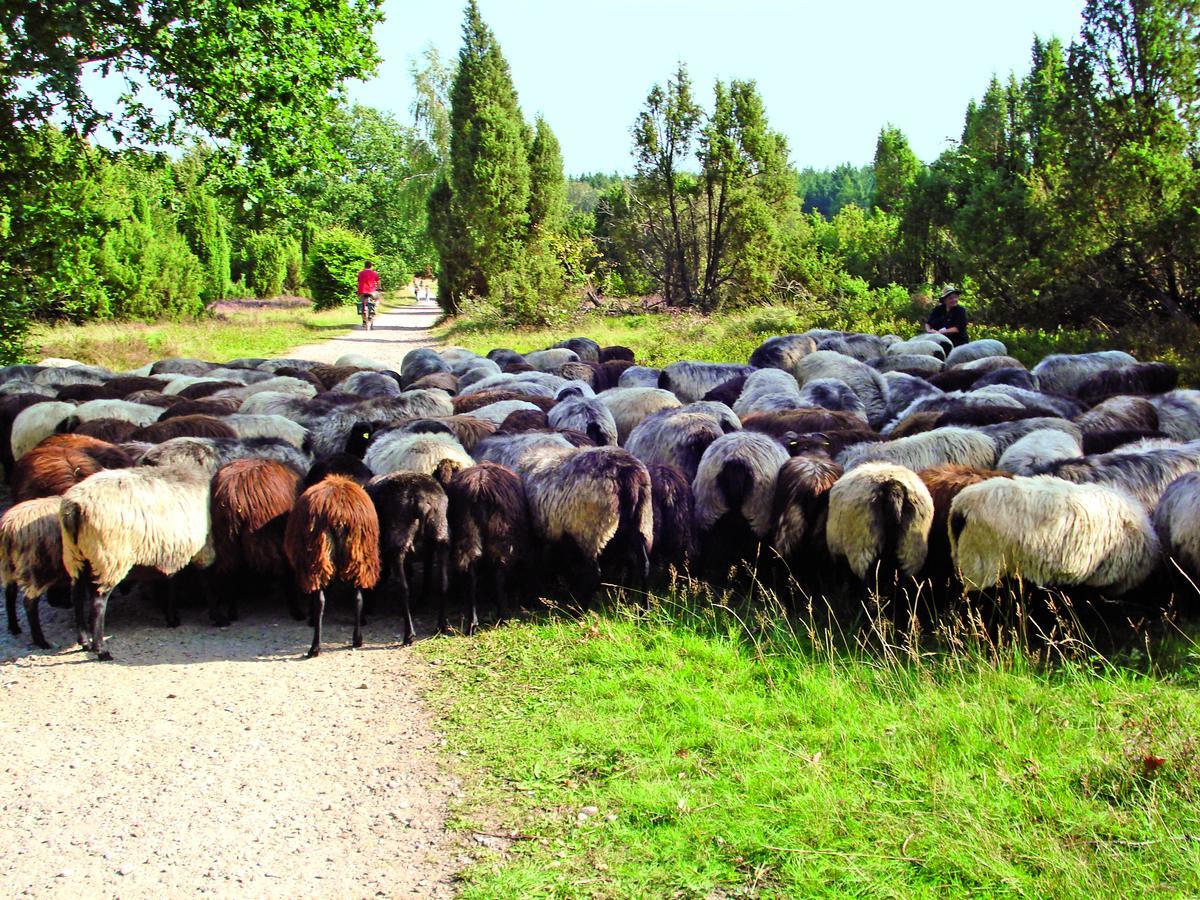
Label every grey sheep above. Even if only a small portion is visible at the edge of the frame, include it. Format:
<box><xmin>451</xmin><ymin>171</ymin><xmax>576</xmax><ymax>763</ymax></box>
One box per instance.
<box><xmin>693</xmin><ymin>431</ymin><xmax>791</xmax><ymax>541</ymax></box>
<box><xmin>618</xmin><ymin>366</ymin><xmax>664</xmax><ymax>388</ymax></box>
<box><xmin>945</xmin><ymin>339</ymin><xmax>1008</xmax><ymax>367</ymax></box>
<box><xmin>547</xmin><ymin>395</ymin><xmax>619</xmax><ymax>446</ymax></box>
<box><xmin>626</xmin><ymin>409</ymin><xmax>726</xmax><ymax>482</ymax></box>
<box><xmin>791</xmin><ymin>351</ymin><xmax>890</xmax><ymax>429</ymax></box>
<box><xmin>659</xmin><ymin>361</ymin><xmax>756</xmax><ymax>403</ymax></box>
<box><xmin>1153</xmin><ymin>473</ymin><xmax>1200</xmax><ymax>585</ymax></box>
<box><xmin>838</xmin><ymin>427</ymin><xmax>997</xmax><ymax>473</ymax></box>
<box><xmin>1031</xmin><ymin>350</ymin><xmax>1137</xmax><ymax>396</ymax></box>
<box><xmin>797</xmin><ymin>378</ymin><xmax>869</xmax><ymax>421</ymax></box>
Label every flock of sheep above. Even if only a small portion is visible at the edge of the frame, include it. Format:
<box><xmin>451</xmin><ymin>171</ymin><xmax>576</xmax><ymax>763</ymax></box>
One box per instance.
<box><xmin>2</xmin><ymin>327</ymin><xmax>1200</xmax><ymax>661</ymax></box>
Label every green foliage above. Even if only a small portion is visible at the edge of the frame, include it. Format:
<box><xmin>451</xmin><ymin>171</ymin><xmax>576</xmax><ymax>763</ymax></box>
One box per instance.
<box><xmin>282</xmin><ymin>239</ymin><xmax>303</xmax><ymax>294</ymax></box>
<box><xmin>242</xmin><ymin>230</ymin><xmax>288</xmax><ymax>299</ymax></box>
<box><xmin>872</xmin><ymin>124</ymin><xmax>920</xmax><ymax>213</ymax></box>
<box><xmin>305</xmin><ymin>226</ymin><xmax>375</xmax><ymax>310</ymax></box>
<box><xmin>795</xmin><ymin>163</ymin><xmax>875</xmax><ymax>217</ymax></box>
<box><xmin>528</xmin><ymin>116</ymin><xmax>568</xmax><ymax>232</ymax></box>
<box><xmin>177</xmin><ymin>167</ymin><xmax>231</xmax><ymax>305</ymax></box>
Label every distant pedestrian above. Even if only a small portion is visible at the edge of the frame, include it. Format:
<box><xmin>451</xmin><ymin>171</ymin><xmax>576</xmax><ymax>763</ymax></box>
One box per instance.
<box><xmin>925</xmin><ymin>285</ymin><xmax>969</xmax><ymax>347</ymax></box>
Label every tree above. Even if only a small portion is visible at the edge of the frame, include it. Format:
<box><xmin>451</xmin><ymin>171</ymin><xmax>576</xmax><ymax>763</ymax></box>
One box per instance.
<box><xmin>430</xmin><ymin>0</ymin><xmax>534</xmax><ymax>313</ymax></box>
<box><xmin>528</xmin><ymin>116</ymin><xmax>568</xmax><ymax>233</ymax></box>
<box><xmin>872</xmin><ymin>125</ymin><xmax>920</xmax><ymax>213</ymax></box>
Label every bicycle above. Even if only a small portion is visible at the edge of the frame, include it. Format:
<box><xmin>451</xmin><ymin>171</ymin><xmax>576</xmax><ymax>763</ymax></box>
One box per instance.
<box><xmin>357</xmin><ymin>292</ymin><xmax>378</xmax><ymax>330</ymax></box>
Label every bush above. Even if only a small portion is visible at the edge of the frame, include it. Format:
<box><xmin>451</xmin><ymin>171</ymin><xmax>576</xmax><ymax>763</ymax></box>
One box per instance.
<box><xmin>243</xmin><ymin>230</ymin><xmax>287</xmax><ymax>299</ymax></box>
<box><xmin>306</xmin><ymin>227</ymin><xmax>375</xmax><ymax>310</ymax></box>
<box><xmin>98</xmin><ymin>209</ymin><xmax>205</xmax><ymax>320</ymax></box>
<box><xmin>282</xmin><ymin>238</ymin><xmax>303</xmax><ymax>294</ymax></box>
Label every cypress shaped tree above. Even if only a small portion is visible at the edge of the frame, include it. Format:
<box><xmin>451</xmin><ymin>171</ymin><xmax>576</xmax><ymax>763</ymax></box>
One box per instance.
<box><xmin>528</xmin><ymin>115</ymin><xmax>567</xmax><ymax>233</ymax></box>
<box><xmin>430</xmin><ymin>0</ymin><xmax>532</xmax><ymax>313</ymax></box>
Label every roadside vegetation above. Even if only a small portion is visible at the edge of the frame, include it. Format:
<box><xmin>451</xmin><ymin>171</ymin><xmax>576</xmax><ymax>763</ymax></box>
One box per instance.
<box><xmin>426</xmin><ymin>590</ymin><xmax>1200</xmax><ymax>898</ymax></box>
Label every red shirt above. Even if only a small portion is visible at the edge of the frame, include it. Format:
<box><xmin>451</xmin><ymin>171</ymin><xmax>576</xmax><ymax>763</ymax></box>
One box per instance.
<box><xmin>357</xmin><ymin>269</ymin><xmax>380</xmax><ymax>294</ymax></box>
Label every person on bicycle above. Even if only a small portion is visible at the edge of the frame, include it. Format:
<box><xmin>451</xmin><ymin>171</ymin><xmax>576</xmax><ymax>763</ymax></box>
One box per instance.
<box><xmin>357</xmin><ymin>262</ymin><xmax>380</xmax><ymax>315</ymax></box>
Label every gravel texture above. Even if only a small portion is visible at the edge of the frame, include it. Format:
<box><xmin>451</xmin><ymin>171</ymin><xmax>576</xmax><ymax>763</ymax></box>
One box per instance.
<box><xmin>286</xmin><ymin>298</ymin><xmax>444</xmax><ymax>370</ymax></box>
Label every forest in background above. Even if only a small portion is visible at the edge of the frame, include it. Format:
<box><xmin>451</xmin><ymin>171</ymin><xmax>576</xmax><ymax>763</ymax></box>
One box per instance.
<box><xmin>1</xmin><ymin>0</ymin><xmax>1197</xmax><ymax>364</ymax></box>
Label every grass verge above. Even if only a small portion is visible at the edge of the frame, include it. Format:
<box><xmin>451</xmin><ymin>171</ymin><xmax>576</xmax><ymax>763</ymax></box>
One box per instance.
<box><xmin>30</xmin><ymin>293</ymin><xmax>413</xmax><ymax>370</ymax></box>
<box><xmin>425</xmin><ymin>594</ymin><xmax>1200</xmax><ymax>897</ymax></box>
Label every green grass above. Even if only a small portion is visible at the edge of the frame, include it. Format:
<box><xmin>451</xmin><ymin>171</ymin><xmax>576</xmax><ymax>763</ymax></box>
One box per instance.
<box><xmin>436</xmin><ymin>302</ymin><xmax>1200</xmax><ymax>385</ymax></box>
<box><xmin>425</xmin><ymin>595</ymin><xmax>1200</xmax><ymax>898</ymax></box>
<box><xmin>30</xmin><ymin>292</ymin><xmax>414</xmax><ymax>370</ymax></box>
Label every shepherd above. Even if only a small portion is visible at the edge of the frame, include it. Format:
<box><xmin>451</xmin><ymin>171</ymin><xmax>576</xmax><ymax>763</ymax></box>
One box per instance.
<box><xmin>925</xmin><ymin>285</ymin><xmax>969</xmax><ymax>347</ymax></box>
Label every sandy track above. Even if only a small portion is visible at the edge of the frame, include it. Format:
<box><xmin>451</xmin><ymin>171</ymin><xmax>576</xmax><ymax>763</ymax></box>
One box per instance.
<box><xmin>0</xmin><ymin>300</ymin><xmax>473</xmax><ymax>898</ymax></box>
<box><xmin>286</xmin><ymin>299</ymin><xmax>443</xmax><ymax>369</ymax></box>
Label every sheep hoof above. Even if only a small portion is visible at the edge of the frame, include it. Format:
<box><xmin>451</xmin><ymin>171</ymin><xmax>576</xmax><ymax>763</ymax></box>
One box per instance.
<box><xmin>97</xmin><ymin>650</ymin><xmax>113</xmax><ymax>662</ymax></box>
<box><xmin>403</xmin><ymin>634</ymin><xmax>415</xmax><ymax>647</ymax></box>
<box><xmin>211</xmin><ymin>616</ymin><xmax>230</xmax><ymax>628</ymax></box>
<box><xmin>352</xmin><ymin>637</ymin><xmax>363</xmax><ymax>649</ymax></box>
<box><xmin>34</xmin><ymin>640</ymin><xmax>52</xmax><ymax>651</ymax></box>
<box><xmin>305</xmin><ymin>648</ymin><xmax>320</xmax><ymax>659</ymax></box>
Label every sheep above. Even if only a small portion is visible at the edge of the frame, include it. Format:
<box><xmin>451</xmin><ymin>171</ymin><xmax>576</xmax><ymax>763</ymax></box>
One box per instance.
<box><xmin>396</xmin><ymin>415</ymin><xmax>497</xmax><ymax>452</ymax></box>
<box><xmin>130</xmin><ymin>414</ymin><xmax>237</xmax><ymax>444</ymax></box>
<box><xmin>626</xmin><ymin>410</ymin><xmax>726</xmax><ymax>482</ymax></box>
<box><xmin>548</xmin><ymin>394</ymin><xmax>619</xmax><ymax>446</ymax></box>
<box><xmin>693</xmin><ymin>431</ymin><xmax>791</xmax><ymax>548</ymax></box>
<box><xmin>741</xmin><ymin>408</ymin><xmax>872</xmax><ymax>440</ymax></box>
<box><xmin>400</xmin><ymin>347</ymin><xmax>452</xmax><ymax>387</ymax></box>
<box><xmin>70</xmin><ymin>398</ymin><xmax>164</xmax><ymax>428</ymax></box>
<box><xmin>748</xmin><ymin>333</ymin><xmax>821</xmax><ymax>370</ymax></box>
<box><xmin>0</xmin><ymin>380</ymin><xmax>53</xmax><ymax>398</ymax></box>
<box><xmin>60</xmin><ymin>464</ymin><xmax>215</xmax><ymax>659</ymax></box>
<box><xmin>307</xmin><ymin>365</ymin><xmax>365</xmax><ymax>390</ymax></box>
<box><xmin>702</xmin><ymin>374</ymin><xmax>749</xmax><ymax>406</ymax></box>
<box><xmin>525</xmin><ymin>348</ymin><xmax>579</xmax><ymax>372</ymax></box>
<box><xmin>2</xmin><ymin>395</ymin><xmax>61</xmax><ymax>476</ymax></box>
<box><xmin>818</xmin><ymin>334</ymin><xmax>890</xmax><ymax>362</ymax></box>
<box><xmin>497</xmin><ymin>409</ymin><xmax>551</xmax><ymax>432</ymax></box>
<box><xmin>284</xmin><ymin>475</ymin><xmax>381</xmax><ymax>657</ymax></box>
<box><xmin>837</xmin><ymin>427</ymin><xmax>997</xmax><ymax>473</ymax></box>
<box><xmin>409</xmin><ymin>372</ymin><xmax>459</xmax><ymax>395</ymax></box>
<box><xmin>771</xmin><ymin>455</ymin><xmax>844</xmax><ymax>566</ymax></box>
<box><xmin>445</xmin><ymin>462</ymin><xmax>532</xmax><ymax>633</ymax></box>
<box><xmin>659</xmin><ymin>361</ymin><xmax>756</xmax><ymax>403</ymax></box>
<box><xmin>486</xmin><ymin>348</ymin><xmax>525</xmax><ymax>367</ymax></box>
<box><xmin>600</xmin><ymin>346</ymin><xmax>635</xmax><ymax>363</ymax></box>
<box><xmin>213</xmin><ymin>376</ymin><xmax>319</xmax><ymax>404</ymax></box>
<box><xmin>640</xmin><ymin>463</ymin><xmax>696</xmax><ymax>574</ymax></box>
<box><xmin>595</xmin><ymin>387</ymin><xmax>682</xmax><ymax>444</ymax></box>
<box><xmin>552</xmin><ymin>337</ymin><xmax>601</xmax><ymax>363</ymax></box>
<box><xmin>452</xmin><ymin>389</ymin><xmax>554</xmax><ymax>415</ymax></box>
<box><xmin>949</xmin><ymin>476</ymin><xmax>1159</xmax><ymax>594</ymax></box>
<box><xmin>362</xmin><ymin>429</ymin><xmax>474</xmax><ymax>477</ymax></box>
<box><xmin>826</xmin><ymin>462</ymin><xmax>934</xmax><ymax>583</ymax></box>
<box><xmin>32</xmin><ymin>364</ymin><xmax>109</xmax><ymax>387</ymax></box>
<box><xmin>972</xmin><ymin>367</ymin><xmax>1038</xmax><ymax>391</ymax></box>
<box><xmin>599</xmin><ymin>360</ymin><xmax>635</xmax><ymax>390</ymax></box>
<box><xmin>618</xmin><ymin>366</ymin><xmax>663</xmax><ymax>388</ymax></box>
<box><xmin>974</xmin><ymin>417</ymin><xmax>1083</xmax><ymax>455</ymax></box>
<box><xmin>463</xmin><ymin>399</ymin><xmax>545</xmax><ymax>425</ymax></box>
<box><xmin>1</xmin><ymin>497</ymin><xmax>69</xmax><ymax>649</ymax></box>
<box><xmin>519</xmin><ymin>445</ymin><xmax>654</xmax><ymax>606</ymax></box>
<box><xmin>945</xmin><ymin>338</ymin><xmax>1008</xmax><ymax>367</ymax></box>
<box><xmin>918</xmin><ymin>464</ymin><xmax>1012</xmax><ymax>581</ymax></box>
<box><xmin>333</xmin><ymin>371</ymin><xmax>403</xmax><ymax>399</ymax></box>
<box><xmin>68</xmin><ymin>418</ymin><xmax>139</xmax><ymax>444</ymax></box>
<box><xmin>458</xmin><ymin>372</ymin><xmax>566</xmax><ymax>398</ymax></box>
<box><xmin>996</xmin><ymin>428</ymin><xmax>1083</xmax><ymax>475</ymax></box>
<box><xmin>1153</xmin><ymin>473</ymin><xmax>1200</xmax><ymax>587</ymax></box>
<box><xmin>223</xmin><ymin>413</ymin><xmax>309</xmax><ymax>449</ymax></box>
<box><xmin>968</xmin><ymin>384</ymin><xmax>1083</xmax><ymax>419</ymax></box>
<box><xmin>1035</xmin><ymin>442</ymin><xmax>1200</xmax><ymax>509</ymax></box>
<box><xmin>140</xmin><ymin>436</ymin><xmax>311</xmax><ymax>478</ymax></box>
<box><xmin>12</xmin><ymin>400</ymin><xmax>81</xmax><ymax>463</ymax></box>
<box><xmin>1081</xmin><ymin>429</ymin><xmax>1171</xmax><ymax>456</ymax></box>
<box><xmin>474</xmin><ymin>431</ymin><xmax>576</xmax><ymax>469</ymax></box>
<box><xmin>554</xmin><ymin>379</ymin><xmax>596</xmax><ymax>400</ymax></box>
<box><xmin>870</xmin><ymin>354</ymin><xmax>943</xmax><ymax>376</ymax></box>
<box><xmin>1075</xmin><ymin>395</ymin><xmax>1159</xmax><ymax>434</ymax></box>
<box><xmin>333</xmin><ymin>353</ymin><xmax>388</xmax><ymax>370</ymax></box>
<box><xmin>10</xmin><ymin>433</ymin><xmax>134</xmax><ymax>502</ymax></box>
<box><xmin>209</xmin><ymin>458</ymin><xmax>303</xmax><ymax>625</ymax></box>
<box><xmin>796</xmin><ymin>378</ymin><xmax>869</xmax><ymax>421</ymax></box>
<box><xmin>174</xmin><ymin>379</ymin><xmax>244</xmax><ymax>399</ymax></box>
<box><xmin>458</xmin><ymin>363</ymin><xmax>504</xmax><ymax>390</ymax></box>
<box><xmin>954</xmin><ymin>354</ymin><xmax>1025</xmax><ymax>374</ymax></box>
<box><xmin>731</xmin><ymin>369</ymin><xmax>802</xmax><ymax>418</ymax></box>
<box><xmin>1031</xmin><ymin>350</ymin><xmax>1138</xmax><ymax>396</ymax></box>
<box><xmin>680</xmin><ymin>401</ymin><xmax>741</xmax><ymax>434</ymax></box>
<box><xmin>886</xmin><ymin>338</ymin><xmax>946</xmax><ymax>360</ymax></box>
<box><xmin>882</xmin><ymin>372</ymin><xmax>943</xmax><ymax>422</ymax></box>
<box><xmin>1151</xmin><ymin>390</ymin><xmax>1200</xmax><ymax>442</ymax></box>
<box><xmin>791</xmin><ymin>351</ymin><xmax>890</xmax><ymax>429</ymax></box>
<box><xmin>272</xmin><ymin>367</ymin><xmax>326</xmax><ymax>391</ymax></box>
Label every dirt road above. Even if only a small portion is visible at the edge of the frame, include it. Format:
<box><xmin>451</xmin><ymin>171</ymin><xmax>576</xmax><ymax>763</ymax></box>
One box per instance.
<box><xmin>286</xmin><ymin>298</ymin><xmax>444</xmax><ymax>370</ymax></box>
<box><xmin>0</xmin><ymin>300</ymin><xmax>469</xmax><ymax>898</ymax></box>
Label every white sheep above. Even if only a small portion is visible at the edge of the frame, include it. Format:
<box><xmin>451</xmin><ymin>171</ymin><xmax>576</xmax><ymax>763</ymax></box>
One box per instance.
<box><xmin>826</xmin><ymin>462</ymin><xmax>934</xmax><ymax>581</ymax></box>
<box><xmin>837</xmin><ymin>427</ymin><xmax>997</xmax><ymax>472</ymax></box>
<box><xmin>364</xmin><ymin>431</ymin><xmax>474</xmax><ymax>477</ymax></box>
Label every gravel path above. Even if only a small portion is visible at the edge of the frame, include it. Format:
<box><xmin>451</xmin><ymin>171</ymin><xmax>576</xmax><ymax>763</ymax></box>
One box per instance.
<box><xmin>286</xmin><ymin>298</ymin><xmax>444</xmax><ymax>369</ymax></box>
<box><xmin>0</xmin><ymin>302</ymin><xmax>470</xmax><ymax>898</ymax></box>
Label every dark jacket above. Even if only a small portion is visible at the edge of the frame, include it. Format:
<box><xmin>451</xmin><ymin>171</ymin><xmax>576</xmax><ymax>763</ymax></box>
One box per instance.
<box><xmin>927</xmin><ymin>304</ymin><xmax>969</xmax><ymax>346</ymax></box>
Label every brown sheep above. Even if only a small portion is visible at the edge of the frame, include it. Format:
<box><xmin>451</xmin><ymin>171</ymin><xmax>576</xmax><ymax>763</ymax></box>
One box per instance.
<box><xmin>10</xmin><ymin>433</ymin><xmax>134</xmax><ymax>502</ymax></box>
<box><xmin>284</xmin><ymin>475</ymin><xmax>382</xmax><ymax>657</ymax></box>
<box><xmin>918</xmin><ymin>464</ymin><xmax>1013</xmax><ymax>580</ymax></box>
<box><xmin>67</xmin><ymin>418</ymin><xmax>140</xmax><ymax>444</ymax></box>
<box><xmin>132</xmin><ymin>414</ymin><xmax>239</xmax><ymax>444</ymax></box>
<box><xmin>453</xmin><ymin>389</ymin><xmax>555</xmax><ymax>415</ymax></box>
<box><xmin>771</xmin><ymin>454</ymin><xmax>844</xmax><ymax>567</ymax></box>
<box><xmin>157</xmin><ymin>397</ymin><xmax>242</xmax><ymax>420</ymax></box>
<box><xmin>645</xmin><ymin>463</ymin><xmax>696</xmax><ymax>574</ymax></box>
<box><xmin>741</xmin><ymin>408</ymin><xmax>873</xmax><ymax>439</ymax></box>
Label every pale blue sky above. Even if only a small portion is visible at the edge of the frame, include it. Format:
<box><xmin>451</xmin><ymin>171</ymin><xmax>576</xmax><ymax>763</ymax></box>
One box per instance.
<box><xmin>347</xmin><ymin>0</ymin><xmax>1085</xmax><ymax>174</ymax></box>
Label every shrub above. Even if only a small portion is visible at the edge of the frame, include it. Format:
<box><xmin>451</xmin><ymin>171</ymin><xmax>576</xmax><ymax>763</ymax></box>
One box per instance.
<box><xmin>98</xmin><ymin>209</ymin><xmax>205</xmax><ymax>320</ymax></box>
<box><xmin>178</xmin><ymin>179</ymin><xmax>231</xmax><ymax>304</ymax></box>
<box><xmin>306</xmin><ymin>226</ymin><xmax>375</xmax><ymax>310</ymax></box>
<box><xmin>282</xmin><ymin>238</ymin><xmax>303</xmax><ymax>294</ymax></box>
<box><xmin>243</xmin><ymin>230</ymin><xmax>287</xmax><ymax>299</ymax></box>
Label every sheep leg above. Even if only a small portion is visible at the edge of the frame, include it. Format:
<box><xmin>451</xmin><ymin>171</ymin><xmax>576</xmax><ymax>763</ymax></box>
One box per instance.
<box><xmin>209</xmin><ymin>572</ymin><xmax>232</xmax><ymax>627</ymax></box>
<box><xmin>493</xmin><ymin>567</ymin><xmax>508</xmax><ymax>624</ymax></box>
<box><xmin>306</xmin><ymin>590</ymin><xmax>324</xmax><ymax>659</ymax></box>
<box><xmin>163</xmin><ymin>579</ymin><xmax>181</xmax><ymax>629</ymax></box>
<box><xmin>286</xmin><ymin>583</ymin><xmax>305</xmax><ymax>621</ymax></box>
<box><xmin>5</xmin><ymin>583</ymin><xmax>18</xmax><ymax>635</ymax></box>
<box><xmin>352</xmin><ymin>589</ymin><xmax>364</xmax><ymax>649</ymax></box>
<box><xmin>436</xmin><ymin>545</ymin><xmax>450</xmax><ymax>635</ymax></box>
<box><xmin>72</xmin><ymin>579</ymin><xmax>90</xmax><ymax>650</ymax></box>
<box><xmin>91</xmin><ymin>588</ymin><xmax>113</xmax><ymax>661</ymax></box>
<box><xmin>465</xmin><ymin>564</ymin><xmax>478</xmax><ymax>636</ymax></box>
<box><xmin>396</xmin><ymin>561</ymin><xmax>415</xmax><ymax>646</ymax></box>
<box><xmin>26</xmin><ymin>593</ymin><xmax>51</xmax><ymax>650</ymax></box>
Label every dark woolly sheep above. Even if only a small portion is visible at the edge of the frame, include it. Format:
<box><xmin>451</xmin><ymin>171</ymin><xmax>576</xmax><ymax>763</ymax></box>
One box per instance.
<box><xmin>791</xmin><ymin>351</ymin><xmax>890</xmax><ymax>429</ymax></box>
<box><xmin>929</xmin><ymin>404</ymin><xmax>1047</xmax><ymax>430</ymax></box>
<box><xmin>121</xmin><ymin>390</ymin><xmax>182</xmax><ymax>409</ymax></box>
<box><xmin>367</xmin><ymin>467</ymin><xmax>452</xmax><ymax>642</ymax></box>
<box><xmin>210</xmin><ymin>458</ymin><xmax>303</xmax><ymax>625</ymax></box>
<box><xmin>1153</xmin><ymin>472</ymin><xmax>1200</xmax><ymax>588</ymax></box>
<box><xmin>886</xmin><ymin>410</ymin><xmax>942</xmax><ymax>439</ymax></box>
<box><xmin>742</xmin><ymin>408</ymin><xmax>872</xmax><ymax>439</ymax></box>
<box><xmin>771</xmin><ymin>454</ymin><xmax>843</xmax><ymax>568</ymax></box>
<box><xmin>401</xmin><ymin>347</ymin><xmax>452</xmax><ymax>388</ymax></box>
<box><xmin>703</xmin><ymin>374</ymin><xmax>750</xmax><ymax>407</ymax></box>
<box><xmin>452</xmin><ymin>389</ymin><xmax>555</xmax><ymax>415</ymax></box>
<box><xmin>1075</xmin><ymin>362</ymin><xmax>1178</xmax><ymax>405</ymax></box>
<box><xmin>131</xmin><ymin>414</ymin><xmax>238</xmax><ymax>444</ymax></box>
<box><xmin>748</xmin><ymin>333</ymin><xmax>821</xmax><ymax>370</ymax></box>
<box><xmin>600</xmin><ymin>345</ymin><xmax>635</xmax><ymax>363</ymax></box>
<box><xmin>1081</xmin><ymin>429</ymin><xmax>1171</xmax><ymax>456</ymax></box>
<box><xmin>1036</xmin><ymin>442</ymin><xmax>1200</xmax><ymax>509</ymax></box>
<box><xmin>796</xmin><ymin>378</ymin><xmax>869</xmax><ymax>421</ymax></box>
<box><xmin>645</xmin><ymin>463</ymin><xmax>697</xmax><ymax>573</ymax></box>
<box><xmin>970</xmin><ymin>385</ymin><xmax>1084</xmax><ymax>419</ymax></box>
<box><xmin>659</xmin><ymin>361</ymin><xmax>755</xmax><ymax>403</ymax></box>
<box><xmin>10</xmin><ymin>433</ymin><xmax>134</xmax><ymax>502</ymax></box>
<box><xmin>54</xmin><ymin>383</ymin><xmax>109</xmax><ymax>403</ymax></box>
<box><xmin>65</xmin><ymin>417</ymin><xmax>139</xmax><ymax>444</ymax></box>
<box><xmin>174</xmin><ymin>380</ymin><xmax>243</xmax><ymax>400</ymax></box>
<box><xmin>445</xmin><ymin>461</ymin><xmax>532</xmax><ymax>633</ymax></box>
<box><xmin>929</xmin><ymin>367</ymin><xmax>989</xmax><ymax>392</ymax></box>
<box><xmin>882</xmin><ymin>372</ymin><xmax>943</xmax><ymax>422</ymax></box>
<box><xmin>553</xmin><ymin>337</ymin><xmax>601</xmax><ymax>363</ymax></box>
<box><xmin>102</xmin><ymin>375</ymin><xmax>169</xmax><ymax>397</ymax></box>
<box><xmin>498</xmin><ymin>409</ymin><xmax>551</xmax><ymax>432</ymax></box>
<box><xmin>503</xmin><ymin>361</ymin><xmax>537</xmax><ymax>374</ymax></box>
<box><xmin>1</xmin><ymin>497</ymin><xmax>69</xmax><ymax>649</ymax></box>
<box><xmin>303</xmin><ymin>453</ymin><xmax>374</xmax><ymax>489</ymax></box>
<box><xmin>309</xmin><ymin>365</ymin><xmax>366</xmax><ymax>390</ymax></box>
<box><xmin>558</xmin><ymin>361</ymin><xmax>600</xmax><ymax>391</ymax></box>
<box><xmin>272</xmin><ymin>367</ymin><xmax>326</xmax><ymax>391</ymax></box>
<box><xmin>1075</xmin><ymin>395</ymin><xmax>1160</xmax><ymax>434</ymax></box>
<box><xmin>599</xmin><ymin>360</ymin><xmax>635</xmax><ymax>391</ymax></box>
<box><xmin>155</xmin><ymin>397</ymin><xmax>242</xmax><ymax>420</ymax></box>
<box><xmin>918</xmin><ymin>464</ymin><xmax>1012</xmax><ymax>580</ymax></box>
<box><xmin>399</xmin><ymin>415</ymin><xmax>497</xmax><ymax>452</ymax></box>
<box><xmin>284</xmin><ymin>475</ymin><xmax>382</xmax><ymax>657</ymax></box>
<box><xmin>486</xmin><ymin>348</ymin><xmax>526</xmax><ymax>367</ymax></box>
<box><xmin>626</xmin><ymin>410</ymin><xmax>726</xmax><ymax>482</ymax></box>
<box><xmin>971</xmin><ymin>367</ymin><xmax>1037</xmax><ymax>391</ymax></box>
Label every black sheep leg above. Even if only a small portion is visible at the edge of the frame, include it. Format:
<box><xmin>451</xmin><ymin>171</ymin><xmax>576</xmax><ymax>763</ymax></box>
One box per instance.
<box><xmin>26</xmin><ymin>592</ymin><xmax>51</xmax><ymax>650</ymax></box>
<box><xmin>72</xmin><ymin>578</ymin><xmax>90</xmax><ymax>650</ymax></box>
<box><xmin>493</xmin><ymin>567</ymin><xmax>508</xmax><ymax>624</ymax></box>
<box><xmin>396</xmin><ymin>561</ymin><xmax>415</xmax><ymax>646</ymax></box>
<box><xmin>306</xmin><ymin>590</ymin><xmax>325</xmax><ymax>658</ymax></box>
<box><xmin>209</xmin><ymin>571</ymin><xmax>232</xmax><ymax>627</ymax></box>
<box><xmin>352</xmin><ymin>588</ymin><xmax>364</xmax><ymax>649</ymax></box>
<box><xmin>91</xmin><ymin>587</ymin><xmax>113</xmax><ymax>661</ymax></box>
<box><xmin>465</xmin><ymin>563</ymin><xmax>478</xmax><ymax>636</ymax></box>
<box><xmin>5</xmin><ymin>582</ymin><xmax>18</xmax><ymax>635</ymax></box>
<box><xmin>163</xmin><ymin>578</ymin><xmax>181</xmax><ymax>628</ymax></box>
